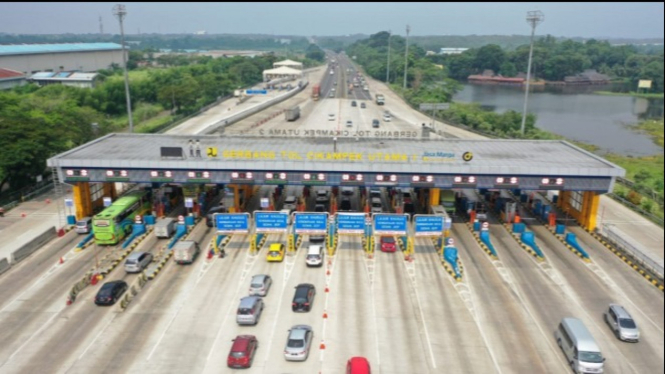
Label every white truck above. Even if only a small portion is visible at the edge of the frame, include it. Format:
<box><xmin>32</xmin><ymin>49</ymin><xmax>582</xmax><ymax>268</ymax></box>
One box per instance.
<box><xmin>285</xmin><ymin>106</ymin><xmax>300</xmax><ymax>121</ymax></box>
<box><xmin>173</xmin><ymin>240</ymin><xmax>200</xmax><ymax>264</ymax></box>
<box><xmin>154</xmin><ymin>218</ymin><xmax>176</xmax><ymax>239</ymax></box>
<box><xmin>375</xmin><ymin>94</ymin><xmax>385</xmax><ymax>105</ymax></box>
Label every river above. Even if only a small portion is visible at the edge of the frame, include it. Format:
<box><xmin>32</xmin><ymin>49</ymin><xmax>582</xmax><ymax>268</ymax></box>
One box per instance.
<box><xmin>453</xmin><ymin>84</ymin><xmax>664</xmax><ymax>156</ymax></box>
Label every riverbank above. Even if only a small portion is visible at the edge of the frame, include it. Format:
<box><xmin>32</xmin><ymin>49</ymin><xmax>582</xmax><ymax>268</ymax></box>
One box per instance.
<box><xmin>595</xmin><ymin>90</ymin><xmax>664</xmax><ymax>99</ymax></box>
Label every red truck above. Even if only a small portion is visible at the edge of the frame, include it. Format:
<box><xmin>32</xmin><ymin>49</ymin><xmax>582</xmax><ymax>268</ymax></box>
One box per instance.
<box><xmin>312</xmin><ymin>84</ymin><xmax>320</xmax><ymax>101</ymax></box>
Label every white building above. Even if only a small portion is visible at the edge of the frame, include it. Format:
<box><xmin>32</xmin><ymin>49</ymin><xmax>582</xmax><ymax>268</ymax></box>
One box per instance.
<box><xmin>440</xmin><ymin>47</ymin><xmax>469</xmax><ymax>55</ymax></box>
<box><xmin>273</xmin><ymin>59</ymin><xmax>303</xmax><ymax>70</ymax></box>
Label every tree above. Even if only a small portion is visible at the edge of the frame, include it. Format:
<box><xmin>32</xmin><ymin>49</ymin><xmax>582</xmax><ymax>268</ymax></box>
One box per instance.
<box><xmin>474</xmin><ymin>44</ymin><xmax>505</xmax><ymax>73</ymax></box>
<box><xmin>499</xmin><ymin>61</ymin><xmax>517</xmax><ymax>77</ymax></box>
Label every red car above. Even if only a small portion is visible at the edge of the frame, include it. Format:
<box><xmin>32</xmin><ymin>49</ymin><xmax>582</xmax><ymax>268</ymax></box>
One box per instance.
<box><xmin>380</xmin><ymin>236</ymin><xmax>397</xmax><ymax>252</ymax></box>
<box><xmin>227</xmin><ymin>335</ymin><xmax>258</xmax><ymax>368</ymax></box>
<box><xmin>347</xmin><ymin>357</ymin><xmax>371</xmax><ymax>374</ymax></box>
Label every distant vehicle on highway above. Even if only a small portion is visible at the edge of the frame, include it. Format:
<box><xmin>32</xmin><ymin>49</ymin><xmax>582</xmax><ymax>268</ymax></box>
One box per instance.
<box><xmin>267</xmin><ymin>243</ymin><xmax>285</xmax><ymax>262</ymax></box>
<box><xmin>124</xmin><ymin>251</ymin><xmax>153</xmax><ymax>273</ymax></box>
<box><xmin>360</xmin><ymin>102</ymin><xmax>366</xmax><ymax>108</ymax></box>
<box><xmin>328</xmin><ymin>113</ymin><xmax>336</xmax><ymax>121</ymax></box>
<box><xmin>346</xmin><ymin>120</ymin><xmax>353</xmax><ymax>128</ymax></box>
<box><xmin>351</xmin><ymin>100</ymin><xmax>357</xmax><ymax>107</ymax></box>
<box><xmin>372</xmin><ymin>119</ymin><xmax>380</xmax><ymax>128</ymax></box>
<box><xmin>347</xmin><ymin>357</ymin><xmax>371</xmax><ymax>374</ymax></box>
<box><xmin>380</xmin><ymin>236</ymin><xmax>397</xmax><ymax>252</ymax></box>
<box><xmin>249</xmin><ymin>274</ymin><xmax>272</xmax><ymax>297</ymax></box>
<box><xmin>292</xmin><ymin>284</ymin><xmax>316</xmax><ymax>312</ymax></box>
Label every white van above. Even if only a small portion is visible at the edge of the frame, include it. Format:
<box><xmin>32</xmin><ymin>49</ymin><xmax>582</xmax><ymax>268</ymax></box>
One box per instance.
<box><xmin>75</xmin><ymin>217</ymin><xmax>92</xmax><ymax>234</ymax></box>
<box><xmin>370</xmin><ymin>198</ymin><xmax>383</xmax><ymax>214</ymax></box>
<box><xmin>555</xmin><ymin>318</ymin><xmax>606</xmax><ymax>373</ymax></box>
<box><xmin>305</xmin><ymin>245</ymin><xmax>324</xmax><ymax>267</ymax></box>
<box><xmin>154</xmin><ymin>217</ymin><xmax>176</xmax><ymax>239</ymax></box>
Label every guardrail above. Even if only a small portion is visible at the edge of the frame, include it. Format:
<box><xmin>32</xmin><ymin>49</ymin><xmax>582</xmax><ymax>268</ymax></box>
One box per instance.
<box><xmin>607</xmin><ymin>193</ymin><xmax>664</xmax><ymax>227</ymax></box>
<box><xmin>600</xmin><ymin>223</ymin><xmax>664</xmax><ymax>280</ymax></box>
<box><xmin>201</xmin><ymin>82</ymin><xmax>308</xmax><ymax>135</ymax></box>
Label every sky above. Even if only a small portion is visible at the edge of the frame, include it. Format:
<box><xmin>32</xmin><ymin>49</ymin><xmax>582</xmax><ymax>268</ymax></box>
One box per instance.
<box><xmin>1</xmin><ymin>2</ymin><xmax>663</xmax><ymax>39</ymax></box>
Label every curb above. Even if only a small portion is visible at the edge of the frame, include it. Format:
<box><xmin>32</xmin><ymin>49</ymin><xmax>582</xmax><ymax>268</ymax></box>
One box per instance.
<box><xmin>585</xmin><ymin>228</ymin><xmax>664</xmax><ymax>292</ymax></box>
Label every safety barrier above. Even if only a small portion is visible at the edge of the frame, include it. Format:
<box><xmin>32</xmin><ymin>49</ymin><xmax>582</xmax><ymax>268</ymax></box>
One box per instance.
<box><xmin>0</xmin><ymin>258</ymin><xmax>11</xmax><ymax>276</ymax></box>
<box><xmin>514</xmin><ymin>191</ymin><xmax>591</xmax><ymax>262</ymax></box>
<box><xmin>10</xmin><ymin>226</ymin><xmax>57</xmax><ymax>264</ymax></box>
<box><xmin>67</xmin><ymin>272</ymin><xmax>93</xmax><ymax>304</ymax></box>
<box><xmin>75</xmin><ymin>233</ymin><xmax>95</xmax><ymax>252</ymax></box>
<box><xmin>464</xmin><ymin>222</ymin><xmax>498</xmax><ymax>260</ymax></box>
<box><xmin>118</xmin><ymin>272</ymin><xmax>149</xmax><ymax>311</ymax></box>
<box><xmin>586</xmin><ymin>226</ymin><xmax>664</xmax><ymax>292</ymax></box>
<box><xmin>501</xmin><ymin>221</ymin><xmax>545</xmax><ymax>262</ymax></box>
<box><xmin>442</xmin><ymin>247</ymin><xmax>463</xmax><ymax>282</ymax></box>
<box><xmin>201</xmin><ymin>82</ymin><xmax>308</xmax><ymax>135</ymax></box>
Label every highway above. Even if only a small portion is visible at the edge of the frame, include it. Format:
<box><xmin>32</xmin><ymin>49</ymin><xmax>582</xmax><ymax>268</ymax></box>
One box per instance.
<box><xmin>0</xmin><ymin>51</ymin><xmax>662</xmax><ymax>373</ymax></box>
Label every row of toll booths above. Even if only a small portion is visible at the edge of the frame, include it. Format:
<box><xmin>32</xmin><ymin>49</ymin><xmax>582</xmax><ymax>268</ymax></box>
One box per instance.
<box><xmin>456</xmin><ymin>189</ymin><xmax>558</xmax><ymax>225</ymax></box>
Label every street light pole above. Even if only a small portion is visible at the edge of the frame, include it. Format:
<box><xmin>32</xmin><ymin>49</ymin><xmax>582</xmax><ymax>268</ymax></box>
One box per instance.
<box><xmin>386</xmin><ymin>30</ymin><xmax>392</xmax><ymax>84</ymax></box>
<box><xmin>113</xmin><ymin>4</ymin><xmax>134</xmax><ymax>133</ymax></box>
<box><xmin>520</xmin><ymin>10</ymin><xmax>544</xmax><ymax>136</ymax></box>
<box><xmin>403</xmin><ymin>25</ymin><xmax>410</xmax><ymax>90</ymax></box>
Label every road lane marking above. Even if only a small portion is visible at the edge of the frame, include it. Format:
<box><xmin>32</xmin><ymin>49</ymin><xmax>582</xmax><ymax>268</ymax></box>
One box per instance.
<box><xmin>0</xmin><ymin>306</ymin><xmax>64</xmax><ymax>367</ymax></box>
<box><xmin>402</xmin><ymin>251</ymin><xmax>437</xmax><ymax>369</ymax></box>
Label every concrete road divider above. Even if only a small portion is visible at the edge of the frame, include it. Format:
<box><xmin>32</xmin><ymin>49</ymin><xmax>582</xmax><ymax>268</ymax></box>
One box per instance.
<box><xmin>0</xmin><ymin>257</ymin><xmax>11</xmax><ymax>276</ymax></box>
<box><xmin>118</xmin><ymin>273</ymin><xmax>148</xmax><ymax>312</ymax></box>
<box><xmin>10</xmin><ymin>226</ymin><xmax>57</xmax><ymax>264</ymax></box>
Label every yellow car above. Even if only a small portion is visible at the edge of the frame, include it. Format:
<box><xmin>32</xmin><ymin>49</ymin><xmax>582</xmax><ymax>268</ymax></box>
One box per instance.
<box><xmin>266</xmin><ymin>243</ymin><xmax>285</xmax><ymax>262</ymax></box>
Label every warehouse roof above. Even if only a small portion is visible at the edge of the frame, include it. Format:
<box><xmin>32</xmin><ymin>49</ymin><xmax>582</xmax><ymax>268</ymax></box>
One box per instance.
<box><xmin>0</xmin><ymin>43</ymin><xmax>122</xmax><ymax>56</ymax></box>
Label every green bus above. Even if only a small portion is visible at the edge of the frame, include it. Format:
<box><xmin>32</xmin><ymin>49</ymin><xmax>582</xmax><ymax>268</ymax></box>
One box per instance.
<box><xmin>93</xmin><ymin>190</ymin><xmax>152</xmax><ymax>245</ymax></box>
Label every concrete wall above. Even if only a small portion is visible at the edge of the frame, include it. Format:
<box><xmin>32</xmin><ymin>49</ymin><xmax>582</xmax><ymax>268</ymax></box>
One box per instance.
<box><xmin>0</xmin><ymin>257</ymin><xmax>10</xmax><ymax>276</ymax></box>
<box><xmin>10</xmin><ymin>226</ymin><xmax>57</xmax><ymax>264</ymax></box>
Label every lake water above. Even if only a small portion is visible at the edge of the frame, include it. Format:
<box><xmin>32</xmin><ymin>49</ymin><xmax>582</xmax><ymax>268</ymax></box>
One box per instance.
<box><xmin>453</xmin><ymin>84</ymin><xmax>664</xmax><ymax>156</ymax></box>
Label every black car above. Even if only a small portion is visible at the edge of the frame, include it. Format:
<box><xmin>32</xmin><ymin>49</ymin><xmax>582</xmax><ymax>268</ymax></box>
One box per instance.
<box><xmin>292</xmin><ymin>283</ymin><xmax>316</xmax><ymax>312</ymax></box>
<box><xmin>206</xmin><ymin>205</ymin><xmax>228</xmax><ymax>227</ymax></box>
<box><xmin>95</xmin><ymin>280</ymin><xmax>128</xmax><ymax>306</ymax></box>
<box><xmin>351</xmin><ymin>101</ymin><xmax>357</xmax><ymax>107</ymax></box>
<box><xmin>309</xmin><ymin>235</ymin><xmax>325</xmax><ymax>244</ymax></box>
<box><xmin>339</xmin><ymin>197</ymin><xmax>351</xmax><ymax>211</ymax></box>
<box><xmin>372</xmin><ymin>119</ymin><xmax>380</xmax><ymax>128</ymax></box>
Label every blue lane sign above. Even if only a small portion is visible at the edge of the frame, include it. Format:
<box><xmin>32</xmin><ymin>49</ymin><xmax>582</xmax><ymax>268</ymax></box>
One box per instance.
<box><xmin>414</xmin><ymin>215</ymin><xmax>443</xmax><ymax>236</ymax></box>
<box><xmin>246</xmin><ymin>89</ymin><xmax>268</xmax><ymax>95</ymax></box>
<box><xmin>215</xmin><ymin>213</ymin><xmax>249</xmax><ymax>234</ymax></box>
<box><xmin>294</xmin><ymin>213</ymin><xmax>327</xmax><ymax>234</ymax></box>
<box><xmin>337</xmin><ymin>213</ymin><xmax>366</xmax><ymax>234</ymax></box>
<box><xmin>255</xmin><ymin>211</ymin><xmax>288</xmax><ymax>233</ymax></box>
<box><xmin>374</xmin><ymin>214</ymin><xmax>408</xmax><ymax>235</ymax></box>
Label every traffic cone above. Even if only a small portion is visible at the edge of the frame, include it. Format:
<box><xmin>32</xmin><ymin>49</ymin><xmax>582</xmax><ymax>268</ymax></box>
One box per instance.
<box><xmin>66</xmin><ymin>298</ymin><xmax>72</xmax><ymax>306</ymax></box>
<box><xmin>59</xmin><ymin>257</ymin><xmax>64</xmax><ymax>264</ymax></box>
<box><xmin>323</xmin><ymin>310</ymin><xmax>328</xmax><ymax>319</ymax></box>
<box><xmin>45</xmin><ymin>198</ymin><xmax>51</xmax><ymax>204</ymax></box>
<box><xmin>326</xmin><ymin>269</ymin><xmax>330</xmax><ymax>276</ymax></box>
<box><xmin>21</xmin><ymin>212</ymin><xmax>26</xmax><ymax>218</ymax></box>
<box><xmin>325</xmin><ymin>286</ymin><xmax>329</xmax><ymax>293</ymax></box>
<box><xmin>320</xmin><ymin>340</ymin><xmax>326</xmax><ymax>350</ymax></box>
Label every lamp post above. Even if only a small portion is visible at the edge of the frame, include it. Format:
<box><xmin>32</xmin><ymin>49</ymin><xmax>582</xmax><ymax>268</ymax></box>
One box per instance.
<box><xmin>520</xmin><ymin>10</ymin><xmax>544</xmax><ymax>136</ymax></box>
<box><xmin>403</xmin><ymin>25</ymin><xmax>410</xmax><ymax>90</ymax></box>
<box><xmin>113</xmin><ymin>4</ymin><xmax>134</xmax><ymax>133</ymax></box>
<box><xmin>386</xmin><ymin>30</ymin><xmax>392</xmax><ymax>84</ymax></box>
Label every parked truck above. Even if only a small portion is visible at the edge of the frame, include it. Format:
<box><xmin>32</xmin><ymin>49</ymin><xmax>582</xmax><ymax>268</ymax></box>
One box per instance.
<box><xmin>312</xmin><ymin>84</ymin><xmax>320</xmax><ymax>101</ymax></box>
<box><xmin>154</xmin><ymin>217</ymin><xmax>176</xmax><ymax>239</ymax></box>
<box><xmin>375</xmin><ymin>94</ymin><xmax>385</xmax><ymax>105</ymax></box>
<box><xmin>173</xmin><ymin>240</ymin><xmax>200</xmax><ymax>264</ymax></box>
<box><xmin>285</xmin><ymin>106</ymin><xmax>300</xmax><ymax>121</ymax></box>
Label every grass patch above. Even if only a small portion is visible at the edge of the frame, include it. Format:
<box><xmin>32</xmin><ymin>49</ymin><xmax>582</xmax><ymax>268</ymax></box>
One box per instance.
<box><xmin>135</xmin><ymin>111</ymin><xmax>176</xmax><ymax>133</ymax></box>
<box><xmin>627</xmin><ymin>119</ymin><xmax>664</xmax><ymax>148</ymax></box>
<box><xmin>594</xmin><ymin>90</ymin><xmax>664</xmax><ymax>99</ymax></box>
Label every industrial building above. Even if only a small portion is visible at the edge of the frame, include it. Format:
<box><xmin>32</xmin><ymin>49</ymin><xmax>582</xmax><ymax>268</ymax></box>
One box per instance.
<box><xmin>0</xmin><ymin>43</ymin><xmax>124</xmax><ymax>75</ymax></box>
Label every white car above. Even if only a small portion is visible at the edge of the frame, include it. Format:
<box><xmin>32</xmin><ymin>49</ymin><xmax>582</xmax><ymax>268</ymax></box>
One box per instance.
<box><xmin>284</xmin><ymin>196</ymin><xmax>297</xmax><ymax>211</ymax></box>
<box><xmin>383</xmin><ymin>115</ymin><xmax>391</xmax><ymax>122</ymax></box>
<box><xmin>328</xmin><ymin>113</ymin><xmax>336</xmax><ymax>121</ymax></box>
<box><xmin>346</xmin><ymin>120</ymin><xmax>353</xmax><ymax>128</ymax></box>
<box><xmin>305</xmin><ymin>245</ymin><xmax>324</xmax><ymax>267</ymax></box>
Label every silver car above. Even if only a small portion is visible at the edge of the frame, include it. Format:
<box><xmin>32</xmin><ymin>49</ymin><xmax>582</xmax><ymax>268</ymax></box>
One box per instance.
<box><xmin>124</xmin><ymin>251</ymin><xmax>153</xmax><ymax>273</ymax></box>
<box><xmin>249</xmin><ymin>274</ymin><xmax>272</xmax><ymax>297</ymax></box>
<box><xmin>284</xmin><ymin>325</ymin><xmax>313</xmax><ymax>361</ymax></box>
<box><xmin>604</xmin><ymin>303</ymin><xmax>640</xmax><ymax>342</ymax></box>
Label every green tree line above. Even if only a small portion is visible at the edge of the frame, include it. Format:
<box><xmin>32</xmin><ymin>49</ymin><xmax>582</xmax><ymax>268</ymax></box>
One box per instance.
<box><xmin>432</xmin><ymin>36</ymin><xmax>664</xmax><ymax>92</ymax></box>
<box><xmin>345</xmin><ymin>31</ymin><xmax>543</xmax><ymax>138</ymax></box>
<box><xmin>0</xmin><ymin>54</ymin><xmax>279</xmax><ymax>194</ymax></box>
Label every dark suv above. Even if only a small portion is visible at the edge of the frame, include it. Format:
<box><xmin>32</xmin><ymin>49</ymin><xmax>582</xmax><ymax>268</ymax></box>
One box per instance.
<box><xmin>95</xmin><ymin>280</ymin><xmax>128</xmax><ymax>306</ymax></box>
<box><xmin>351</xmin><ymin>100</ymin><xmax>357</xmax><ymax>107</ymax></box>
<box><xmin>340</xmin><ymin>197</ymin><xmax>352</xmax><ymax>211</ymax></box>
<box><xmin>292</xmin><ymin>283</ymin><xmax>316</xmax><ymax>312</ymax></box>
<box><xmin>372</xmin><ymin>119</ymin><xmax>380</xmax><ymax>128</ymax></box>
<box><xmin>206</xmin><ymin>205</ymin><xmax>227</xmax><ymax>227</ymax></box>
